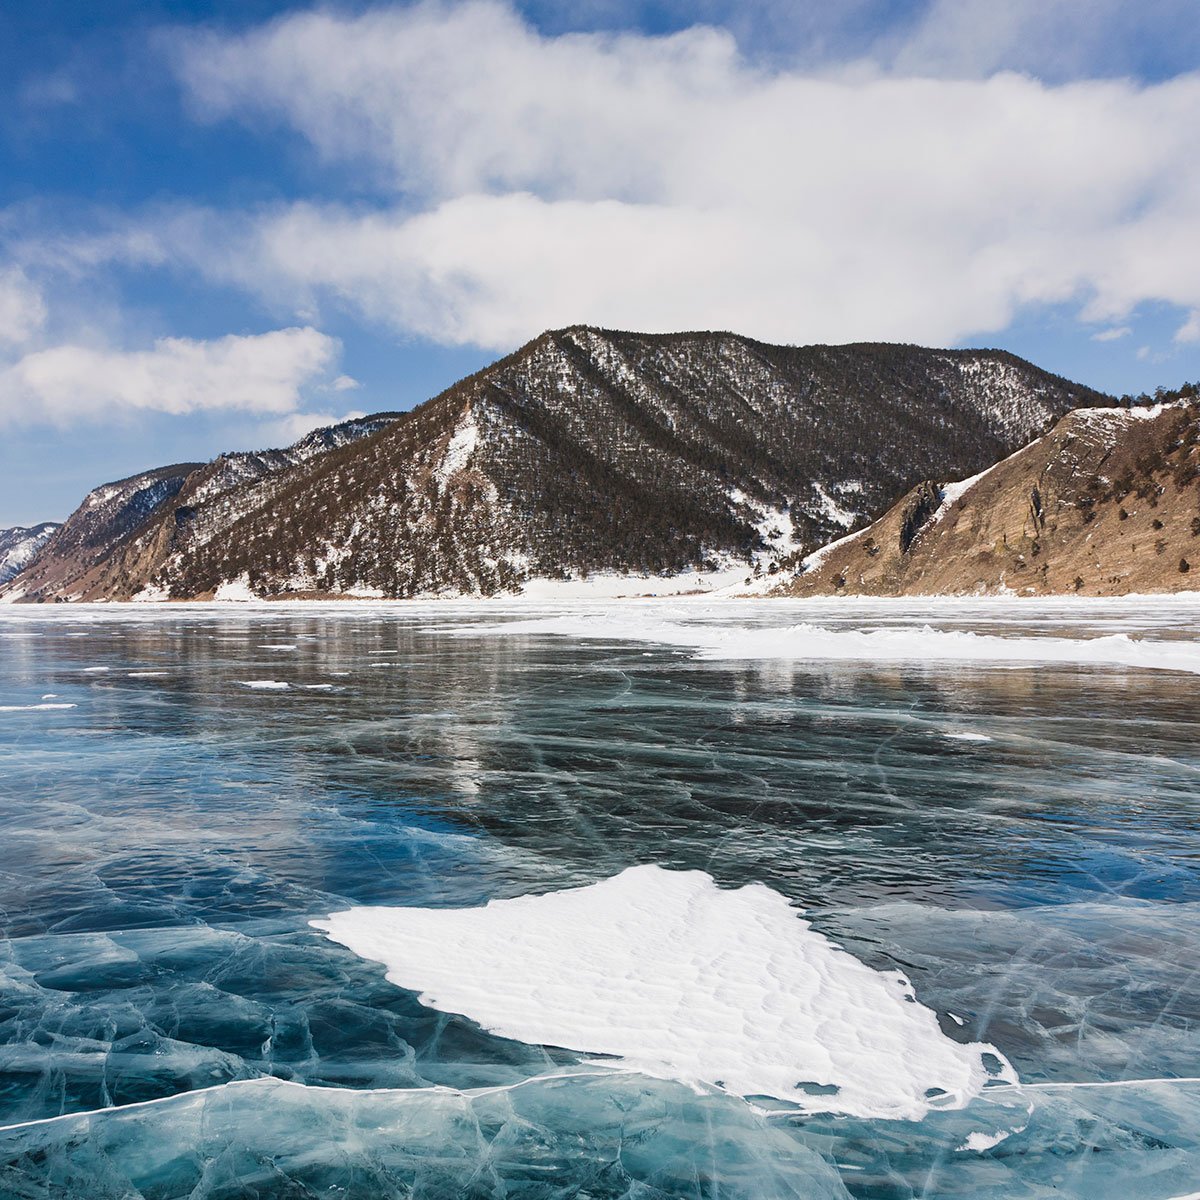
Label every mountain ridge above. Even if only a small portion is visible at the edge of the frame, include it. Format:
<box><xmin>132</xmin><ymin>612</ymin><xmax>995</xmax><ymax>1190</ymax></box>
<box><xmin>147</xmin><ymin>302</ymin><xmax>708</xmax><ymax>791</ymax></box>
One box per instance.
<box><xmin>4</xmin><ymin>414</ymin><xmax>400</xmax><ymax>602</ymax></box>
<box><xmin>3</xmin><ymin>328</ymin><xmax>1110</xmax><ymax>602</ymax></box>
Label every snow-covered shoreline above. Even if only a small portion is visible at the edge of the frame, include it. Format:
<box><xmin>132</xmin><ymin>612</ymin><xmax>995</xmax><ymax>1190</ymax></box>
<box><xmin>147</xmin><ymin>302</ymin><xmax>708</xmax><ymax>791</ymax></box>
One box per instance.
<box><xmin>2</xmin><ymin>586</ymin><xmax>1199</xmax><ymax>612</ymax></box>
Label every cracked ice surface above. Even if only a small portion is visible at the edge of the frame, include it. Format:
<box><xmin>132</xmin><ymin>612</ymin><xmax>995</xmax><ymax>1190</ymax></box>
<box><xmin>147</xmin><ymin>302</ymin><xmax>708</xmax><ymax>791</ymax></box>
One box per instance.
<box><xmin>0</xmin><ymin>598</ymin><xmax>1197</xmax><ymax>1197</ymax></box>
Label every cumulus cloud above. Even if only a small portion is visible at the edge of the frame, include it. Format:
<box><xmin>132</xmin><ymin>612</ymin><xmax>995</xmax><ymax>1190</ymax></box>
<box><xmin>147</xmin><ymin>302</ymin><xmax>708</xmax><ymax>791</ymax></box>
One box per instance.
<box><xmin>518</xmin><ymin>0</ymin><xmax>1200</xmax><ymax>81</ymax></box>
<box><xmin>152</xmin><ymin>4</ymin><xmax>1200</xmax><ymax>351</ymax></box>
<box><xmin>0</xmin><ymin>326</ymin><xmax>339</xmax><ymax>425</ymax></box>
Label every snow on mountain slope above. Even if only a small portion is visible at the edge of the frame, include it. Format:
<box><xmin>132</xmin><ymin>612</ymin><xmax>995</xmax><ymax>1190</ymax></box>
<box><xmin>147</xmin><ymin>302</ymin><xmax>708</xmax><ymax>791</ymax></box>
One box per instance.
<box><xmin>0</xmin><ymin>523</ymin><xmax>61</xmax><ymax>587</ymax></box>
<box><xmin>3</xmin><ymin>414</ymin><xmax>398</xmax><ymax>602</ymax></box>
<box><xmin>4</xmin><ymin>328</ymin><xmax>1108</xmax><ymax>601</ymax></box>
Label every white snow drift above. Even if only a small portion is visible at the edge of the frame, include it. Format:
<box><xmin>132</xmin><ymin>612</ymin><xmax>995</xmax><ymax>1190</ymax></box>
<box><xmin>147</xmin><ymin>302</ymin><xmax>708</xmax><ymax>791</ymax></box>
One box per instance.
<box><xmin>313</xmin><ymin>864</ymin><xmax>1015</xmax><ymax>1121</ymax></box>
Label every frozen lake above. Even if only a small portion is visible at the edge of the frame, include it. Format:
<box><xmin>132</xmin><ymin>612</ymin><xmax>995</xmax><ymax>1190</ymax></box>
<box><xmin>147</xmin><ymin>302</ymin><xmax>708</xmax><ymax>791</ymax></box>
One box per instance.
<box><xmin>0</xmin><ymin>597</ymin><xmax>1197</xmax><ymax>1198</ymax></box>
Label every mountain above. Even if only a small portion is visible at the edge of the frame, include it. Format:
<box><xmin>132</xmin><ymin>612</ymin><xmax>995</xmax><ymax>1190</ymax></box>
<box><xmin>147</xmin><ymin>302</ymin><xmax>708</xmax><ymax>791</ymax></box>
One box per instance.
<box><xmin>2</xmin><ymin>328</ymin><xmax>1107</xmax><ymax>602</ymax></box>
<box><xmin>3</xmin><ymin>415</ymin><xmax>399</xmax><ymax>602</ymax></box>
<box><xmin>0</xmin><ymin>523</ymin><xmax>61</xmax><ymax>586</ymax></box>
<box><xmin>777</xmin><ymin>393</ymin><xmax>1200</xmax><ymax>597</ymax></box>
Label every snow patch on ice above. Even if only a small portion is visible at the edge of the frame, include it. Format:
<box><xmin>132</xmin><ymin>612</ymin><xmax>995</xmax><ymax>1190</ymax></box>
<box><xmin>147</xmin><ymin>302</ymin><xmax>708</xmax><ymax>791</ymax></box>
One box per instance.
<box><xmin>957</xmin><ymin>1125</ymin><xmax>1026</xmax><ymax>1152</ymax></box>
<box><xmin>314</xmin><ymin>864</ymin><xmax>1015</xmax><ymax>1121</ymax></box>
<box><xmin>0</xmin><ymin>702</ymin><xmax>77</xmax><ymax>712</ymax></box>
<box><xmin>240</xmin><ymin>680</ymin><xmax>289</xmax><ymax>690</ymax></box>
<box><xmin>518</xmin><ymin>568</ymin><xmax>755</xmax><ymax>600</ymax></box>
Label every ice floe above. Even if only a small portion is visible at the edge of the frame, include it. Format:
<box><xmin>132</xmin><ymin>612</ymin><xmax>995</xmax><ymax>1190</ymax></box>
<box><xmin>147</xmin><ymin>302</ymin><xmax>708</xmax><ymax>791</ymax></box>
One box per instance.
<box><xmin>313</xmin><ymin>864</ymin><xmax>1015</xmax><ymax>1120</ymax></box>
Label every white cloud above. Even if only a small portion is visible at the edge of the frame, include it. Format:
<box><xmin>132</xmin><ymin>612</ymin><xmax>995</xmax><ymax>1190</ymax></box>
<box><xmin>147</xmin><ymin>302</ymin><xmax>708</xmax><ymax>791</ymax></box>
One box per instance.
<box><xmin>0</xmin><ymin>326</ymin><xmax>339</xmax><ymax>425</ymax></box>
<box><xmin>517</xmin><ymin>0</ymin><xmax>1200</xmax><ymax>81</ymax></box>
<box><xmin>1091</xmin><ymin>326</ymin><xmax>1132</xmax><ymax>342</ymax></box>
<box><xmin>0</xmin><ymin>267</ymin><xmax>47</xmax><ymax>348</ymax></box>
<box><xmin>155</xmin><ymin>4</ymin><xmax>1200</xmax><ymax>351</ymax></box>
<box><xmin>331</xmin><ymin>373</ymin><xmax>360</xmax><ymax>391</ymax></box>
<box><xmin>1176</xmin><ymin>312</ymin><xmax>1200</xmax><ymax>344</ymax></box>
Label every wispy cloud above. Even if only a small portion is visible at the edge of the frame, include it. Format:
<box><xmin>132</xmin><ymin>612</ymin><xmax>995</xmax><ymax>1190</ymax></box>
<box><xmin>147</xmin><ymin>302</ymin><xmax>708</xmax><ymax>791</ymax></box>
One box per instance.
<box><xmin>0</xmin><ymin>267</ymin><xmax>47</xmax><ymax>347</ymax></box>
<box><xmin>255</xmin><ymin>407</ymin><xmax>366</xmax><ymax>446</ymax></box>
<box><xmin>1175</xmin><ymin>311</ymin><xmax>1200</xmax><ymax>344</ymax></box>
<box><xmin>519</xmin><ymin>0</ymin><xmax>1200</xmax><ymax>81</ymax></box>
<box><xmin>886</xmin><ymin>0</ymin><xmax>1200</xmax><ymax>82</ymax></box>
<box><xmin>1091</xmin><ymin>326</ymin><xmax>1132</xmax><ymax>342</ymax></box>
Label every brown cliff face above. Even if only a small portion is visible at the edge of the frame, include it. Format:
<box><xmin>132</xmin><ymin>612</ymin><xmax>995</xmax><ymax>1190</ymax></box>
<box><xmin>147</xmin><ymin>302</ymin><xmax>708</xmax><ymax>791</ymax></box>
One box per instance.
<box><xmin>780</xmin><ymin>401</ymin><xmax>1200</xmax><ymax>597</ymax></box>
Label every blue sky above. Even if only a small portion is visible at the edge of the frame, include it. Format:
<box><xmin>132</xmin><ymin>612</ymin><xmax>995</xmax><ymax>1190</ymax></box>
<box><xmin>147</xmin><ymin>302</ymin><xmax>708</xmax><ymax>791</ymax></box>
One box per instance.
<box><xmin>1</xmin><ymin>0</ymin><xmax>1199</xmax><ymax>525</ymax></box>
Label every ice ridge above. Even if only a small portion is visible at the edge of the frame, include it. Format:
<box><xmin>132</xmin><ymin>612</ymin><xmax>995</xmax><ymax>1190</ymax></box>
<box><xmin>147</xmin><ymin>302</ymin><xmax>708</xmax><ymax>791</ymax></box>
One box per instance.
<box><xmin>471</xmin><ymin>614</ymin><xmax>1200</xmax><ymax>674</ymax></box>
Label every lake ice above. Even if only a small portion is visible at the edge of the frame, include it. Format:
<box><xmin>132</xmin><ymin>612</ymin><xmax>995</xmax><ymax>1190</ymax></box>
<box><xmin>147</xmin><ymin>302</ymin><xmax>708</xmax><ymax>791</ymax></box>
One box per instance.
<box><xmin>0</xmin><ymin>597</ymin><xmax>1197</xmax><ymax>1198</ymax></box>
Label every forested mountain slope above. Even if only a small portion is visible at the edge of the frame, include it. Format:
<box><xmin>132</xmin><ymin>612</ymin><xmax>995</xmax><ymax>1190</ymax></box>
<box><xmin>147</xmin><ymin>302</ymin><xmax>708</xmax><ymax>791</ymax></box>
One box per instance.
<box><xmin>3</xmin><ymin>327</ymin><xmax>1107</xmax><ymax>601</ymax></box>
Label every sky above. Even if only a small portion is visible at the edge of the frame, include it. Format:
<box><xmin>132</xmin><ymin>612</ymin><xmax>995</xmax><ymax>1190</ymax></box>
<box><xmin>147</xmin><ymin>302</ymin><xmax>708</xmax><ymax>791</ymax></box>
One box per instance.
<box><xmin>1</xmin><ymin>1</ymin><xmax>1199</xmax><ymax>525</ymax></box>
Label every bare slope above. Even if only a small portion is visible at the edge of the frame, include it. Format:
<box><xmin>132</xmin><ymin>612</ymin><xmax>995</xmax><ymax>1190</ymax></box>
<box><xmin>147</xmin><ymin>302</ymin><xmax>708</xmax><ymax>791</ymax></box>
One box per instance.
<box><xmin>780</xmin><ymin>398</ymin><xmax>1200</xmax><ymax>597</ymax></box>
